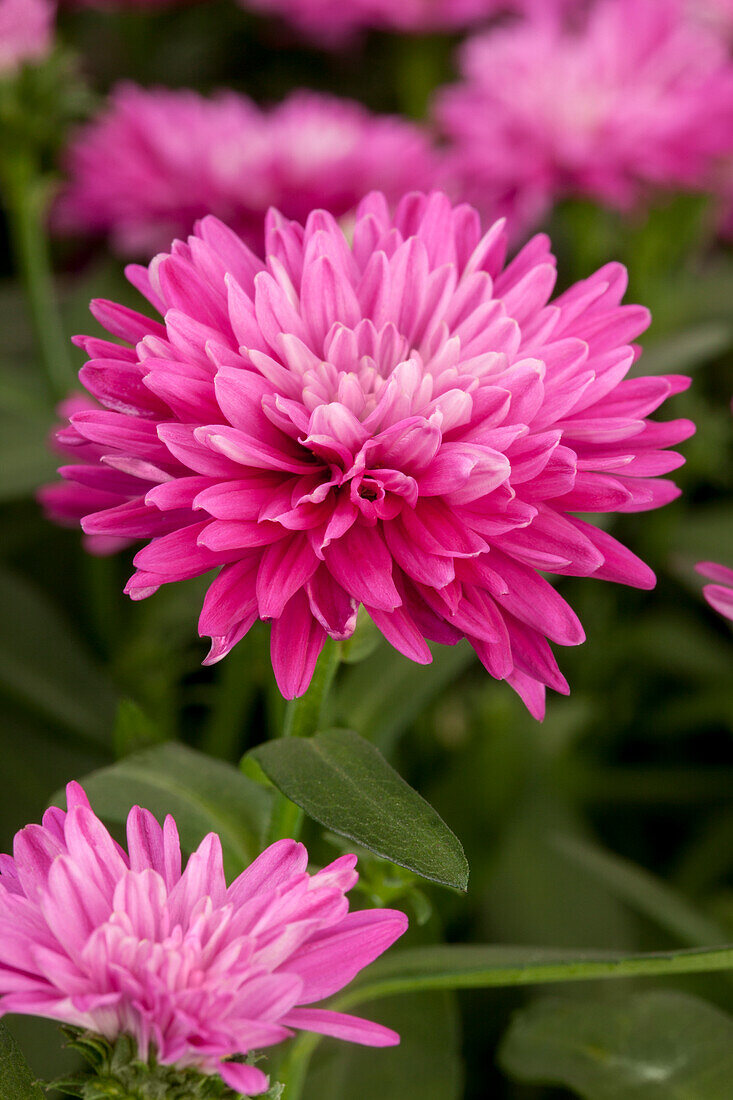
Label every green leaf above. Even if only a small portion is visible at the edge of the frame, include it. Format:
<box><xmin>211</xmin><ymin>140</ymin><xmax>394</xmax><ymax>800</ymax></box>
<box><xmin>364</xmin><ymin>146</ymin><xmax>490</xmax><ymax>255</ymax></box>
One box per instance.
<box><xmin>0</xmin><ymin>567</ymin><xmax>118</xmax><ymax>743</ymax></box>
<box><xmin>250</xmin><ymin>729</ymin><xmax>469</xmax><ymax>891</ymax></box>
<box><xmin>0</xmin><ymin>1022</ymin><xmax>44</xmax><ymax>1100</ymax></box>
<box><xmin>334</xmin><ymin>943</ymin><xmax>733</xmax><ymax>1006</ymax></box>
<box><xmin>552</xmin><ymin>834</ymin><xmax>728</xmax><ymax>948</ymax></box>
<box><xmin>57</xmin><ymin>743</ymin><xmax>272</xmax><ymax>879</ymax></box>
<box><xmin>302</xmin><ymin>992</ymin><xmax>463</xmax><ymax>1100</ymax></box>
<box><xmin>499</xmin><ymin>991</ymin><xmax>733</xmax><ymax>1099</ymax></box>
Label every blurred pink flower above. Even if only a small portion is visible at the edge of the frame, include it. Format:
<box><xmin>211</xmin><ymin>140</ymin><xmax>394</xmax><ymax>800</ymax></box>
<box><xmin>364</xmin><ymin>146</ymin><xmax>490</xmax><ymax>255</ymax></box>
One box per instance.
<box><xmin>61</xmin><ymin>1</ymin><xmax>181</xmax><ymax>8</ymax></box>
<box><xmin>241</xmin><ymin>0</ymin><xmax>579</xmax><ymax>41</ymax></box>
<box><xmin>435</xmin><ymin>0</ymin><xmax>733</xmax><ymax>234</ymax></box>
<box><xmin>38</xmin><ymin>395</ymin><xmax>141</xmax><ymax>556</ymax></box>
<box><xmin>696</xmin><ymin>562</ymin><xmax>733</xmax><ymax>621</ymax></box>
<box><xmin>41</xmin><ymin>191</ymin><xmax>694</xmax><ymax>714</ymax></box>
<box><xmin>56</xmin><ymin>85</ymin><xmax>440</xmax><ymax>256</ymax></box>
<box><xmin>0</xmin><ymin>781</ymin><xmax>407</xmax><ymax>1096</ymax></box>
<box><xmin>0</xmin><ymin>0</ymin><xmax>54</xmax><ymax>74</ymax></box>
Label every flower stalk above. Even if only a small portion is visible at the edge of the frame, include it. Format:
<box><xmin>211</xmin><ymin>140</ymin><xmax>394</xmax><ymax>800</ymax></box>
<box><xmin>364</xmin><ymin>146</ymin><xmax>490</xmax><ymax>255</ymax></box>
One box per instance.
<box><xmin>0</xmin><ymin>149</ymin><xmax>74</xmax><ymax>402</ymax></box>
<box><xmin>266</xmin><ymin>638</ymin><xmax>341</xmax><ymax>844</ymax></box>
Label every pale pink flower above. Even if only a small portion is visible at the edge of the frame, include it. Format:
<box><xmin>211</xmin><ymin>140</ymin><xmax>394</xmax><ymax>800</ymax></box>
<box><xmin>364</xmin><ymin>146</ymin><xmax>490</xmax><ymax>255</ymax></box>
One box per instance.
<box><xmin>40</xmin><ymin>191</ymin><xmax>694</xmax><ymax>715</ymax></box>
<box><xmin>0</xmin><ymin>0</ymin><xmax>54</xmax><ymax>74</ymax></box>
<box><xmin>697</xmin><ymin>561</ymin><xmax>733</xmax><ymax>621</ymax></box>
<box><xmin>0</xmin><ymin>781</ymin><xmax>407</xmax><ymax>1096</ymax></box>
<box><xmin>56</xmin><ymin>85</ymin><xmax>440</xmax><ymax>256</ymax></box>
<box><xmin>435</xmin><ymin>0</ymin><xmax>733</xmax><ymax>234</ymax></box>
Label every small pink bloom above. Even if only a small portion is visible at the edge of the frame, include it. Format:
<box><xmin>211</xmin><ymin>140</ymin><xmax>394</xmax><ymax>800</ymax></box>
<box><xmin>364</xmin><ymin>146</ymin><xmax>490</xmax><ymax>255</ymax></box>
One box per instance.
<box><xmin>696</xmin><ymin>561</ymin><xmax>733</xmax><ymax>621</ymax></box>
<box><xmin>435</xmin><ymin>0</ymin><xmax>733</xmax><ymax>234</ymax></box>
<box><xmin>42</xmin><ymin>190</ymin><xmax>694</xmax><ymax>716</ymax></box>
<box><xmin>0</xmin><ymin>0</ymin><xmax>54</xmax><ymax>74</ymax></box>
<box><xmin>0</xmin><ymin>782</ymin><xmax>407</xmax><ymax>1095</ymax></box>
<box><xmin>56</xmin><ymin>85</ymin><xmax>440</xmax><ymax>256</ymax></box>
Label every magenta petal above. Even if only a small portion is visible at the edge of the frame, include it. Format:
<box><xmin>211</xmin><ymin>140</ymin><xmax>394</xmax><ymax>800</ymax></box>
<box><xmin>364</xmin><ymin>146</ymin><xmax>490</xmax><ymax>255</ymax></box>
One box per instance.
<box><xmin>256</xmin><ymin>535</ymin><xmax>319</xmax><ymax>620</ymax></box>
<box><xmin>284</xmin><ymin>908</ymin><xmax>408</xmax><ymax>1002</ymax></box>
<box><xmin>323</xmin><ymin>525</ymin><xmax>401</xmax><ymax>612</ymax></box>
<box><xmin>218</xmin><ymin>1062</ymin><xmax>270</xmax><ymax>1096</ymax></box>
<box><xmin>228</xmin><ymin>839</ymin><xmax>308</xmax><ymax>907</ymax></box>
<box><xmin>306</xmin><ymin>567</ymin><xmax>358</xmax><ymax>640</ymax></box>
<box><xmin>270</xmin><ymin>590</ymin><xmax>326</xmax><ymax>699</ymax></box>
<box><xmin>703</xmin><ymin>584</ymin><xmax>733</xmax><ymax>623</ymax></box>
<box><xmin>282</xmin><ymin>1007</ymin><xmax>400</xmax><ymax>1047</ymax></box>
<box><xmin>696</xmin><ymin>561</ymin><xmax>733</xmax><ymax>586</ymax></box>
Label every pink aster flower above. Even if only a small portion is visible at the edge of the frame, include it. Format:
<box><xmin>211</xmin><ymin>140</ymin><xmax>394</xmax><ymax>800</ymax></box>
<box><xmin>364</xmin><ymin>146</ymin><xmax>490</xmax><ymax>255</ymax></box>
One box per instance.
<box><xmin>435</xmin><ymin>0</ymin><xmax>733</xmax><ymax>234</ymax></box>
<box><xmin>0</xmin><ymin>781</ymin><xmax>407</xmax><ymax>1096</ymax></box>
<box><xmin>41</xmin><ymin>190</ymin><xmax>694</xmax><ymax>716</ymax></box>
<box><xmin>696</xmin><ymin>561</ymin><xmax>733</xmax><ymax>621</ymax></box>
<box><xmin>0</xmin><ymin>0</ymin><xmax>54</xmax><ymax>75</ymax></box>
<box><xmin>56</xmin><ymin>85</ymin><xmax>440</xmax><ymax>257</ymax></box>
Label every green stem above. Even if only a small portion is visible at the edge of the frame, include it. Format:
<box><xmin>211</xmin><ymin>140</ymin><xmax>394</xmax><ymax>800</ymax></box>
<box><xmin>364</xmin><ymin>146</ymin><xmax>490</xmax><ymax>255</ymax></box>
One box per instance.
<box><xmin>393</xmin><ymin>33</ymin><xmax>448</xmax><ymax>120</ymax></box>
<box><xmin>275</xmin><ymin>941</ymin><xmax>733</xmax><ymax>1095</ymax></box>
<box><xmin>266</xmin><ymin>638</ymin><xmax>341</xmax><ymax>846</ymax></box>
<box><xmin>275</xmin><ymin>1034</ymin><xmax>320</xmax><ymax>1100</ymax></box>
<box><xmin>0</xmin><ymin>151</ymin><xmax>74</xmax><ymax>402</ymax></box>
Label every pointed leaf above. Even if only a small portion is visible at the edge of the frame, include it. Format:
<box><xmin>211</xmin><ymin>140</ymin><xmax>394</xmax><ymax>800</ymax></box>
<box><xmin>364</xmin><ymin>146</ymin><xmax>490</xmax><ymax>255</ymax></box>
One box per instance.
<box><xmin>54</xmin><ymin>743</ymin><xmax>272</xmax><ymax>879</ymax></box>
<box><xmin>0</xmin><ymin>1023</ymin><xmax>44</xmax><ymax>1100</ymax></box>
<box><xmin>251</xmin><ymin>729</ymin><xmax>469</xmax><ymax>890</ymax></box>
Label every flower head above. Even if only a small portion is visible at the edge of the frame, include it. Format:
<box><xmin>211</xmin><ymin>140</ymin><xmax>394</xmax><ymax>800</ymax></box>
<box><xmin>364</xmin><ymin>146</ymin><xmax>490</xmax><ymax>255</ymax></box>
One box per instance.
<box><xmin>0</xmin><ymin>0</ymin><xmax>54</xmax><ymax>75</ymax></box>
<box><xmin>56</xmin><ymin>85</ymin><xmax>439</xmax><ymax>256</ymax></box>
<box><xmin>0</xmin><ymin>782</ymin><xmax>407</xmax><ymax>1096</ymax></box>
<box><xmin>41</xmin><ymin>190</ymin><xmax>694</xmax><ymax>716</ymax></box>
<box><xmin>435</xmin><ymin>0</ymin><xmax>733</xmax><ymax>233</ymax></box>
<box><xmin>697</xmin><ymin>561</ymin><xmax>733</xmax><ymax>621</ymax></box>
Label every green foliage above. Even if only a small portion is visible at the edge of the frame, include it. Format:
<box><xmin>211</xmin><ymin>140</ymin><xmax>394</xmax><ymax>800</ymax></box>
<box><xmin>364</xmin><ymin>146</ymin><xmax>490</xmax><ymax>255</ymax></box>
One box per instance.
<box><xmin>0</xmin><ymin>1024</ymin><xmax>44</xmax><ymax>1100</ymax></box>
<box><xmin>52</xmin><ymin>1031</ymin><xmax>248</xmax><ymax>1100</ymax></box>
<box><xmin>0</xmin><ymin>566</ymin><xmax>118</xmax><ymax>744</ymax></box>
<box><xmin>499</xmin><ymin>992</ymin><xmax>733</xmax><ymax>1099</ymax></box>
<box><xmin>337</xmin><ymin>943</ymin><xmax>733</xmax><ymax>1003</ymax></box>
<box><xmin>251</xmin><ymin>729</ymin><xmax>468</xmax><ymax>890</ymax></box>
<box><xmin>59</xmin><ymin>743</ymin><xmax>272</xmax><ymax>878</ymax></box>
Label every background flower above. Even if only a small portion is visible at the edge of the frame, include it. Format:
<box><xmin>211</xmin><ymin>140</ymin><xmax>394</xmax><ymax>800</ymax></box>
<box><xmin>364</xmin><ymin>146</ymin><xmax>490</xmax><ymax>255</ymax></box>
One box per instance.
<box><xmin>0</xmin><ymin>781</ymin><xmax>407</xmax><ymax>1096</ymax></box>
<box><xmin>56</xmin><ymin>85</ymin><xmax>440</xmax><ymax>256</ymax></box>
<box><xmin>239</xmin><ymin>0</ymin><xmax>580</xmax><ymax>43</ymax></box>
<box><xmin>696</xmin><ymin>561</ymin><xmax>733</xmax><ymax>621</ymax></box>
<box><xmin>435</xmin><ymin>0</ymin><xmax>733</xmax><ymax>235</ymax></box>
<box><xmin>0</xmin><ymin>0</ymin><xmax>54</xmax><ymax>74</ymax></box>
<box><xmin>42</xmin><ymin>191</ymin><xmax>693</xmax><ymax>714</ymax></box>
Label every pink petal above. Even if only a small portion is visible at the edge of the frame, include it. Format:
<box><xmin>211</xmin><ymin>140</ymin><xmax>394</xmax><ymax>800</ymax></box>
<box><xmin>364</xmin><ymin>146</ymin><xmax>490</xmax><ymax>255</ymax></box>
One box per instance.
<box><xmin>218</xmin><ymin>1062</ymin><xmax>270</xmax><ymax>1096</ymax></box>
<box><xmin>284</xmin><ymin>908</ymin><xmax>408</xmax><ymax>1002</ymax></box>
<box><xmin>270</xmin><ymin>590</ymin><xmax>327</xmax><ymax>699</ymax></box>
<box><xmin>282</xmin><ymin>1007</ymin><xmax>400</xmax><ymax>1047</ymax></box>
